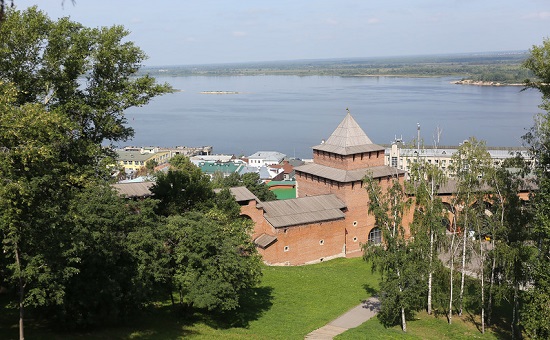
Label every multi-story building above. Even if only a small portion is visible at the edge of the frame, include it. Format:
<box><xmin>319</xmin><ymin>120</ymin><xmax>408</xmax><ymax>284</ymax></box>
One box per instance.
<box><xmin>116</xmin><ymin>150</ymin><xmax>171</xmax><ymax>173</ymax></box>
<box><xmin>248</xmin><ymin>151</ymin><xmax>286</xmax><ymax>168</ymax></box>
<box><xmin>385</xmin><ymin>140</ymin><xmax>530</xmax><ymax>177</ymax></box>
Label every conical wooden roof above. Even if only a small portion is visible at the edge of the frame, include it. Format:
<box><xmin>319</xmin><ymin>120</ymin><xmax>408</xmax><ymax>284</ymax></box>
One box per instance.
<box><xmin>313</xmin><ymin>111</ymin><xmax>384</xmax><ymax>155</ymax></box>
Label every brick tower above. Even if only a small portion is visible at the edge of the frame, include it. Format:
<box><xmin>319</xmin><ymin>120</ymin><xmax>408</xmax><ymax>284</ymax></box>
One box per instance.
<box><xmin>294</xmin><ymin>110</ymin><xmax>406</xmax><ymax>253</ymax></box>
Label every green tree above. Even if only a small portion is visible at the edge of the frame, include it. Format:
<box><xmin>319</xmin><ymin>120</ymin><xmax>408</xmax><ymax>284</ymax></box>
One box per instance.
<box><xmin>449</xmin><ymin>137</ymin><xmax>492</xmax><ymax>332</ymax></box>
<box><xmin>363</xmin><ymin>175</ymin><xmax>423</xmax><ymax>332</ymax></box>
<box><xmin>164</xmin><ymin>211</ymin><xmax>262</xmax><ymax>311</ymax></box>
<box><xmin>151</xmin><ymin>155</ymin><xmax>214</xmax><ymax>216</ymax></box>
<box><xmin>0</xmin><ymin>6</ymin><xmax>171</xmax><ymax>179</ymax></box>
<box><xmin>0</xmin><ymin>83</ymin><xmax>80</xmax><ymax>338</ymax></box>
<box><xmin>485</xmin><ymin>162</ymin><xmax>533</xmax><ymax>338</ymax></box>
<box><xmin>212</xmin><ymin>172</ymin><xmax>277</xmax><ymax>202</ymax></box>
<box><xmin>406</xmin><ymin>141</ymin><xmax>447</xmax><ymax>316</ymax></box>
<box><xmin>0</xmin><ymin>7</ymin><xmax>169</xmax><ymax>337</ymax></box>
<box><xmin>59</xmin><ymin>184</ymin><xmax>150</xmax><ymax>327</ymax></box>
<box><xmin>520</xmin><ymin>38</ymin><xmax>550</xmax><ymax>339</ymax></box>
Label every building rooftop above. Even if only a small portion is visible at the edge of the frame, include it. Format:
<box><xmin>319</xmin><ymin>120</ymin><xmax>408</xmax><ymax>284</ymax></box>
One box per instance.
<box><xmin>312</xmin><ymin>111</ymin><xmax>385</xmax><ymax>155</ymax></box>
<box><xmin>116</xmin><ymin>150</ymin><xmax>157</xmax><ymax>162</ymax></box>
<box><xmin>198</xmin><ymin>161</ymin><xmax>243</xmax><ymax>175</ymax></box>
<box><xmin>295</xmin><ymin>163</ymin><xmax>406</xmax><ymax>182</ymax></box>
<box><xmin>249</xmin><ymin>151</ymin><xmax>286</xmax><ymax>161</ymax></box>
<box><xmin>214</xmin><ymin>186</ymin><xmax>258</xmax><ymax>203</ymax></box>
<box><xmin>388</xmin><ymin>147</ymin><xmax>529</xmax><ymax>159</ymax></box>
<box><xmin>261</xmin><ymin>194</ymin><xmax>346</xmax><ymax>228</ymax></box>
<box><xmin>112</xmin><ymin>181</ymin><xmax>154</xmax><ymax>198</ymax></box>
<box><xmin>254</xmin><ymin>234</ymin><xmax>277</xmax><ymax>249</ymax></box>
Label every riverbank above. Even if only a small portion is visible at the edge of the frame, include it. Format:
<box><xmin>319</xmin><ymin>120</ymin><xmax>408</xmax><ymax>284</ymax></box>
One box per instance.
<box><xmin>452</xmin><ymin>79</ymin><xmax>523</xmax><ymax>86</ymax></box>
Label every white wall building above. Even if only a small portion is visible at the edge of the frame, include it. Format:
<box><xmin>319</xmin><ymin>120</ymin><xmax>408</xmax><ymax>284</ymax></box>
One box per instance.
<box><xmin>248</xmin><ymin>151</ymin><xmax>286</xmax><ymax>168</ymax></box>
<box><xmin>385</xmin><ymin>141</ymin><xmax>531</xmax><ymax>177</ymax></box>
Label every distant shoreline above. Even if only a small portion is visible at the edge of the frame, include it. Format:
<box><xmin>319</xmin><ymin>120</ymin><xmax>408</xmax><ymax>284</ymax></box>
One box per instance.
<box><xmin>451</xmin><ymin>79</ymin><xmax>523</xmax><ymax>86</ymax></box>
<box><xmin>200</xmin><ymin>91</ymin><xmax>240</xmax><ymax>94</ymax></box>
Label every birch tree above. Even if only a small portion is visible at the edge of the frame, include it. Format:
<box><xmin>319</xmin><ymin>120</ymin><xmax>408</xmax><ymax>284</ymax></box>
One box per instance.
<box><xmin>520</xmin><ymin>37</ymin><xmax>550</xmax><ymax>339</ymax></box>
<box><xmin>407</xmin><ymin>138</ymin><xmax>448</xmax><ymax>316</ymax></box>
<box><xmin>449</xmin><ymin>137</ymin><xmax>492</xmax><ymax>332</ymax></box>
<box><xmin>486</xmin><ymin>163</ymin><xmax>532</xmax><ymax>339</ymax></box>
<box><xmin>363</xmin><ymin>175</ymin><xmax>423</xmax><ymax>332</ymax></box>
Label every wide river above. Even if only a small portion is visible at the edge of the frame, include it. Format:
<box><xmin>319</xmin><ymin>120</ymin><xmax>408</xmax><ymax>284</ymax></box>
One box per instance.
<box><xmin>124</xmin><ymin>76</ymin><xmax>542</xmax><ymax>159</ymax></box>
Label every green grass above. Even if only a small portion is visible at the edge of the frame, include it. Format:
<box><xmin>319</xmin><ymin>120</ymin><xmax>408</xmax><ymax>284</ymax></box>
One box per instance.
<box><xmin>0</xmin><ymin>257</ymin><xmax>377</xmax><ymax>339</ymax></box>
<box><xmin>336</xmin><ymin>311</ymin><xmax>500</xmax><ymax>340</ymax></box>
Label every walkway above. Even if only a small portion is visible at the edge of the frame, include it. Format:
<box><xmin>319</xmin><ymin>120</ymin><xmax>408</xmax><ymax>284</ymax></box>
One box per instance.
<box><xmin>305</xmin><ymin>297</ymin><xmax>380</xmax><ymax>339</ymax></box>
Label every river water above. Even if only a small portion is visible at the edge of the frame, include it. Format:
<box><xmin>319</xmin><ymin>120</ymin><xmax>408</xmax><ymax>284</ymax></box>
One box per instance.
<box><xmin>123</xmin><ymin>76</ymin><xmax>542</xmax><ymax>159</ymax></box>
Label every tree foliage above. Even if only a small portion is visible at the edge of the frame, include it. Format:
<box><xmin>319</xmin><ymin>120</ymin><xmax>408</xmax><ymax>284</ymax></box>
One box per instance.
<box><xmin>164</xmin><ymin>211</ymin><xmax>262</xmax><ymax>311</ymax></box>
<box><xmin>57</xmin><ymin>184</ymin><xmax>165</xmax><ymax>328</ymax></box>
<box><xmin>0</xmin><ymin>6</ymin><xmax>171</xmax><ymax>336</ymax></box>
<box><xmin>212</xmin><ymin>172</ymin><xmax>276</xmax><ymax>201</ymax></box>
<box><xmin>0</xmin><ymin>6</ymin><xmax>171</xmax><ymax>179</ymax></box>
<box><xmin>520</xmin><ymin>38</ymin><xmax>550</xmax><ymax>339</ymax></box>
<box><xmin>485</xmin><ymin>163</ymin><xmax>533</xmax><ymax>338</ymax></box>
<box><xmin>406</xmin><ymin>142</ymin><xmax>448</xmax><ymax>316</ymax></box>
<box><xmin>151</xmin><ymin>155</ymin><xmax>214</xmax><ymax>216</ymax></box>
<box><xmin>0</xmin><ymin>83</ymin><xmax>78</xmax><ymax>326</ymax></box>
<box><xmin>363</xmin><ymin>176</ymin><xmax>423</xmax><ymax>331</ymax></box>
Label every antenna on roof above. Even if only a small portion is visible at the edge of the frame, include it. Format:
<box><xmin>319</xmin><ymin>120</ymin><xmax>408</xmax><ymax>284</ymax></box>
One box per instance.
<box><xmin>417</xmin><ymin>123</ymin><xmax>421</xmax><ymax>157</ymax></box>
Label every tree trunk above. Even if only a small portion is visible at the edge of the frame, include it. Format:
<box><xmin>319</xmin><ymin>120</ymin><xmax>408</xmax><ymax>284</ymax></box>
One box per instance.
<box><xmin>449</xmin><ymin>219</ymin><xmax>456</xmax><ymax>324</ymax></box>
<box><xmin>401</xmin><ymin>307</ymin><xmax>407</xmax><ymax>332</ymax></box>
<box><xmin>459</xmin><ymin>209</ymin><xmax>468</xmax><ymax>316</ymax></box>
<box><xmin>480</xmin><ymin>237</ymin><xmax>485</xmax><ymax>334</ymax></box>
<box><xmin>428</xmin><ymin>230</ymin><xmax>434</xmax><ymax>315</ymax></box>
<box><xmin>15</xmin><ymin>245</ymin><xmax>24</xmax><ymax>340</ymax></box>
<box><xmin>512</xmin><ymin>283</ymin><xmax>519</xmax><ymax>340</ymax></box>
<box><xmin>487</xmin><ymin>238</ymin><xmax>496</xmax><ymax>326</ymax></box>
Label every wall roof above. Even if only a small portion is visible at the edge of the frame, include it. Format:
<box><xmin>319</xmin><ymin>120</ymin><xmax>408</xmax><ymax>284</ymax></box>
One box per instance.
<box><xmin>254</xmin><ymin>234</ymin><xmax>278</xmax><ymax>249</ymax></box>
<box><xmin>295</xmin><ymin>163</ymin><xmax>405</xmax><ymax>182</ymax></box>
<box><xmin>312</xmin><ymin>111</ymin><xmax>385</xmax><ymax>155</ymax></box>
<box><xmin>261</xmin><ymin>194</ymin><xmax>346</xmax><ymax>228</ymax></box>
<box><xmin>214</xmin><ymin>186</ymin><xmax>259</xmax><ymax>203</ymax></box>
<box><xmin>116</xmin><ymin>150</ymin><xmax>157</xmax><ymax>162</ymax></box>
<box><xmin>112</xmin><ymin>181</ymin><xmax>154</xmax><ymax>198</ymax></box>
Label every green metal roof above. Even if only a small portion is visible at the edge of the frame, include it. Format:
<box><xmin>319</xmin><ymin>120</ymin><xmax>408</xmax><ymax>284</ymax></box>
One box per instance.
<box><xmin>267</xmin><ymin>181</ymin><xmax>296</xmax><ymax>187</ymax></box>
<box><xmin>198</xmin><ymin>162</ymin><xmax>242</xmax><ymax>175</ymax></box>
<box><xmin>271</xmin><ymin>188</ymin><xmax>297</xmax><ymax>200</ymax></box>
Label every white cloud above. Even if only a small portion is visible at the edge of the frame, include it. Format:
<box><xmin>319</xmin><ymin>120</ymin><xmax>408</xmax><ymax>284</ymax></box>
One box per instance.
<box><xmin>523</xmin><ymin>11</ymin><xmax>550</xmax><ymax>20</ymax></box>
<box><xmin>325</xmin><ymin>18</ymin><xmax>339</xmax><ymax>25</ymax></box>
<box><xmin>232</xmin><ymin>31</ymin><xmax>248</xmax><ymax>37</ymax></box>
<box><xmin>367</xmin><ymin>18</ymin><xmax>380</xmax><ymax>24</ymax></box>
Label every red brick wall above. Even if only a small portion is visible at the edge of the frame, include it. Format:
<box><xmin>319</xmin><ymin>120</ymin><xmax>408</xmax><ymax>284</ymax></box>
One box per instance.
<box><xmin>256</xmin><ymin>217</ymin><xmax>374</xmax><ymax>265</ymax></box>
<box><xmin>239</xmin><ymin>196</ymin><xmax>378</xmax><ymax>265</ymax></box>
<box><xmin>313</xmin><ymin>150</ymin><xmax>385</xmax><ymax>170</ymax></box>
<box><xmin>242</xmin><ymin>160</ymin><xmax>415</xmax><ymax>265</ymax></box>
<box><xmin>296</xmin><ymin>172</ymin><xmax>412</xmax><ymax>238</ymax></box>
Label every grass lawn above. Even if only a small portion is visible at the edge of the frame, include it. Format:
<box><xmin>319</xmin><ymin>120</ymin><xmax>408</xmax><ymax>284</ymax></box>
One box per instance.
<box><xmin>337</xmin><ymin>310</ymin><xmax>501</xmax><ymax>340</ymax></box>
<box><xmin>0</xmin><ymin>257</ymin><xmax>377</xmax><ymax>339</ymax></box>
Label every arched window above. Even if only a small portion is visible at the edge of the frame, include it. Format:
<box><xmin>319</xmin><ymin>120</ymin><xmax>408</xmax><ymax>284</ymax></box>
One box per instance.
<box><xmin>368</xmin><ymin>227</ymin><xmax>382</xmax><ymax>244</ymax></box>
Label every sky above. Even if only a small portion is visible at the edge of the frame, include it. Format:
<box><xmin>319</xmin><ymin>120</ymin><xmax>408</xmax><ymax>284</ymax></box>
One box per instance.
<box><xmin>13</xmin><ymin>0</ymin><xmax>550</xmax><ymax>66</ymax></box>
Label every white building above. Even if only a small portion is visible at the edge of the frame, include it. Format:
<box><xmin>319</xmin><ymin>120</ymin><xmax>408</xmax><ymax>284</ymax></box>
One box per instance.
<box><xmin>385</xmin><ymin>141</ymin><xmax>531</xmax><ymax>177</ymax></box>
<box><xmin>248</xmin><ymin>151</ymin><xmax>286</xmax><ymax>168</ymax></box>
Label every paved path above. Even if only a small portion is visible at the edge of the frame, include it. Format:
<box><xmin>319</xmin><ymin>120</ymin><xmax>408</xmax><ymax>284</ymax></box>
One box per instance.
<box><xmin>305</xmin><ymin>297</ymin><xmax>380</xmax><ymax>339</ymax></box>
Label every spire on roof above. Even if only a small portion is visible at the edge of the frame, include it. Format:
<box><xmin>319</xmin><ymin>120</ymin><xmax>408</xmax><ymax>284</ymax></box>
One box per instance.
<box><xmin>324</xmin><ymin>109</ymin><xmax>373</xmax><ymax>147</ymax></box>
<box><xmin>312</xmin><ymin>109</ymin><xmax>383</xmax><ymax>155</ymax></box>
